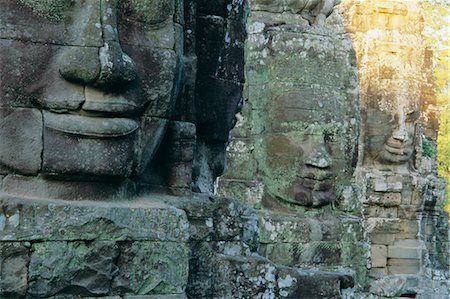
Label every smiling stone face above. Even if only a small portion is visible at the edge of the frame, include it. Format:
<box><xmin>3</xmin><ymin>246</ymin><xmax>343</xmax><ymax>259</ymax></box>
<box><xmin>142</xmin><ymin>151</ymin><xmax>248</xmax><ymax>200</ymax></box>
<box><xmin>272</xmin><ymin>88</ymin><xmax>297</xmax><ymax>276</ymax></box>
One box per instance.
<box><xmin>264</xmin><ymin>87</ymin><xmax>358</xmax><ymax>207</ymax></box>
<box><xmin>360</xmin><ymin>48</ymin><xmax>422</xmax><ymax>168</ymax></box>
<box><xmin>0</xmin><ymin>0</ymin><xmax>181</xmax><ymax>179</ymax></box>
<box><xmin>245</xmin><ymin>22</ymin><xmax>360</xmax><ymax>208</ymax></box>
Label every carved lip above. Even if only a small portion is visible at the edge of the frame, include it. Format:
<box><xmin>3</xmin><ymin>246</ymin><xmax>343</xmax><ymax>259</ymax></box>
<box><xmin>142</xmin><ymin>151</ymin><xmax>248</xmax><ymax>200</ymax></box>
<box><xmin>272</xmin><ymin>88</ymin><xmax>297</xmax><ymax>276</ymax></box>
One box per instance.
<box><xmin>44</xmin><ymin>111</ymin><xmax>139</xmax><ymax>137</ymax></box>
<box><xmin>383</xmin><ymin>138</ymin><xmax>413</xmax><ymax>157</ymax></box>
<box><xmin>300</xmin><ymin>169</ymin><xmax>333</xmax><ymax>191</ymax></box>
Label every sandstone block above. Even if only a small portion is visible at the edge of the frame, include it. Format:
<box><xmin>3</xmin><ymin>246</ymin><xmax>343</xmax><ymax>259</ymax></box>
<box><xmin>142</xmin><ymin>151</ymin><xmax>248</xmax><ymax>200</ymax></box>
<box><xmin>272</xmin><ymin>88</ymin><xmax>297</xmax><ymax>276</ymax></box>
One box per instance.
<box><xmin>123</xmin><ymin>47</ymin><xmax>178</xmax><ymax>118</ymax></box>
<box><xmin>3</xmin><ymin>174</ymin><xmax>134</xmax><ymax>201</ymax></box>
<box><xmin>371</xmin><ymin>245</ymin><xmax>387</xmax><ymax>268</ymax></box>
<box><xmin>0</xmin><ymin>195</ymin><xmax>189</xmax><ymax>242</ymax></box>
<box><xmin>112</xmin><ymin>242</ymin><xmax>189</xmax><ymax>295</ymax></box>
<box><xmin>371</xmin><ymin>233</ymin><xmax>395</xmax><ymax>245</ymax></box>
<box><xmin>382</xmin><ymin>193</ymin><xmax>402</xmax><ymax>207</ymax></box>
<box><xmin>372</xmin><ymin>177</ymin><xmax>403</xmax><ymax>192</ymax></box>
<box><xmin>262</xmin><ymin>241</ymin><xmax>342</xmax><ymax>267</ymax></box>
<box><xmin>387</xmin><ymin>246</ymin><xmax>420</xmax><ymax>259</ymax></box>
<box><xmin>393</xmin><ymin>239</ymin><xmax>422</xmax><ymax>247</ymax></box>
<box><xmin>388</xmin><ymin>258</ymin><xmax>420</xmax><ymax>267</ymax></box>
<box><xmin>0</xmin><ymin>0</ymin><xmax>103</xmax><ymax>47</ymax></box>
<box><xmin>368</xmin><ymin>267</ymin><xmax>388</xmax><ymax>279</ymax></box>
<box><xmin>0</xmin><ymin>242</ymin><xmax>29</xmax><ymax>297</ymax></box>
<box><xmin>0</xmin><ymin>108</ymin><xmax>42</xmax><ymax>175</ymax></box>
<box><xmin>366</xmin><ymin>206</ymin><xmax>398</xmax><ymax>218</ymax></box>
<box><xmin>367</xmin><ymin>218</ymin><xmax>400</xmax><ymax>234</ymax></box>
<box><xmin>387</xmin><ymin>260</ymin><xmax>420</xmax><ymax>275</ymax></box>
<box><xmin>369</xmin><ymin>276</ymin><xmax>406</xmax><ymax>297</ymax></box>
<box><xmin>28</xmin><ymin>241</ymin><xmax>119</xmax><ymax>298</ymax></box>
<box><xmin>259</xmin><ymin>213</ymin><xmax>311</xmax><ymax>243</ymax></box>
<box><xmin>399</xmin><ymin>220</ymin><xmax>419</xmax><ymax>239</ymax></box>
<box><xmin>398</xmin><ymin>205</ymin><xmax>421</xmax><ymax>220</ymax></box>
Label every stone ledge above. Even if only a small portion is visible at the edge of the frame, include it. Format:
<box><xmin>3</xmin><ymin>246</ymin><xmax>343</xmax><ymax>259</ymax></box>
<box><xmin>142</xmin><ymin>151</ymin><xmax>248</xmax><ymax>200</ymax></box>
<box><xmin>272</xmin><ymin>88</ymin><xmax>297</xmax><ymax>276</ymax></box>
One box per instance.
<box><xmin>0</xmin><ymin>195</ymin><xmax>190</xmax><ymax>242</ymax></box>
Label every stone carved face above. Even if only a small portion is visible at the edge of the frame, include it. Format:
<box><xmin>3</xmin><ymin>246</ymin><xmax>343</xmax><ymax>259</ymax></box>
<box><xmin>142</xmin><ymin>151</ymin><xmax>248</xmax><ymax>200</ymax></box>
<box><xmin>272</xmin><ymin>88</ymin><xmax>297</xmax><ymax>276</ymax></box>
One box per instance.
<box><xmin>0</xmin><ymin>0</ymin><xmax>180</xmax><ymax>180</ymax></box>
<box><xmin>362</xmin><ymin>52</ymin><xmax>420</xmax><ymax>167</ymax></box>
<box><xmin>264</xmin><ymin>88</ymin><xmax>359</xmax><ymax>208</ymax></box>
<box><xmin>364</xmin><ymin>99</ymin><xmax>418</xmax><ymax>166</ymax></box>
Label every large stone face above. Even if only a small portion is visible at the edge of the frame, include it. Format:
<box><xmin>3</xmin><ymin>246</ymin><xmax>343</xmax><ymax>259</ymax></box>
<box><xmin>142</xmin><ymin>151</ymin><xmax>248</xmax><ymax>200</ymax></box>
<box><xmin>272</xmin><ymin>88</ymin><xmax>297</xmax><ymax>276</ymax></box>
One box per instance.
<box><xmin>0</xmin><ymin>0</ymin><xmax>182</xmax><ymax>185</ymax></box>
<box><xmin>219</xmin><ymin>3</ymin><xmax>359</xmax><ymax>208</ymax></box>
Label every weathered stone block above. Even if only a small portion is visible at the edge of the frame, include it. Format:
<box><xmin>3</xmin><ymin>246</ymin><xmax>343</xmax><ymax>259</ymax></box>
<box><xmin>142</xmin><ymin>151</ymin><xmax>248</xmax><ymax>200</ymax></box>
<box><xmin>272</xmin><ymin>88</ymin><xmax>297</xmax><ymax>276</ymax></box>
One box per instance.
<box><xmin>259</xmin><ymin>213</ymin><xmax>311</xmax><ymax>243</ymax></box>
<box><xmin>373</xmin><ymin>178</ymin><xmax>388</xmax><ymax>192</ymax></box>
<box><xmin>112</xmin><ymin>242</ymin><xmax>189</xmax><ymax>295</ymax></box>
<box><xmin>387</xmin><ymin>259</ymin><xmax>420</xmax><ymax>275</ymax></box>
<box><xmin>371</xmin><ymin>245</ymin><xmax>387</xmax><ymax>268</ymax></box>
<box><xmin>195</xmin><ymin>76</ymin><xmax>243</xmax><ymax>141</ymax></box>
<box><xmin>369</xmin><ymin>267</ymin><xmax>388</xmax><ymax>279</ymax></box>
<box><xmin>399</xmin><ymin>219</ymin><xmax>419</xmax><ymax>239</ymax></box>
<box><xmin>0</xmin><ymin>242</ymin><xmax>29</xmax><ymax>297</ymax></box>
<box><xmin>2</xmin><ymin>175</ymin><xmax>135</xmax><ymax>201</ymax></box>
<box><xmin>371</xmin><ymin>233</ymin><xmax>396</xmax><ymax>245</ymax></box>
<box><xmin>372</xmin><ymin>177</ymin><xmax>403</xmax><ymax>192</ymax></box>
<box><xmin>261</xmin><ymin>241</ymin><xmax>342</xmax><ymax>267</ymax></box>
<box><xmin>0</xmin><ymin>108</ymin><xmax>42</xmax><ymax>175</ymax></box>
<box><xmin>381</xmin><ymin>192</ymin><xmax>402</xmax><ymax>207</ymax></box>
<box><xmin>0</xmin><ymin>196</ymin><xmax>189</xmax><ymax>242</ymax></box>
<box><xmin>369</xmin><ymin>276</ymin><xmax>407</xmax><ymax>297</ymax></box>
<box><xmin>387</xmin><ymin>246</ymin><xmax>420</xmax><ymax>259</ymax></box>
<box><xmin>217</xmin><ymin>179</ymin><xmax>264</xmax><ymax>207</ymax></box>
<box><xmin>366</xmin><ymin>206</ymin><xmax>398</xmax><ymax>218</ymax></box>
<box><xmin>28</xmin><ymin>241</ymin><xmax>119</xmax><ymax>298</ymax></box>
<box><xmin>398</xmin><ymin>205</ymin><xmax>421</xmax><ymax>220</ymax></box>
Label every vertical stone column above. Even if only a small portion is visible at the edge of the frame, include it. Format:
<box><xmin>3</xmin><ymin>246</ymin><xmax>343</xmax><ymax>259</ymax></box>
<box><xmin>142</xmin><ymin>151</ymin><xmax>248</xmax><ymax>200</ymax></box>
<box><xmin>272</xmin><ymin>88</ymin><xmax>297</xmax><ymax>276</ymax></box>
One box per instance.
<box><xmin>340</xmin><ymin>0</ymin><xmax>449</xmax><ymax>296</ymax></box>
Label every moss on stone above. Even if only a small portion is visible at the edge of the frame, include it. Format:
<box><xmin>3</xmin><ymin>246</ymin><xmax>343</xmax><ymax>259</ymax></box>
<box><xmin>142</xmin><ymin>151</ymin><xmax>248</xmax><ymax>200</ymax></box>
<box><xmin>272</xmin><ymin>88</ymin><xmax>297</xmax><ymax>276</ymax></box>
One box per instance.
<box><xmin>124</xmin><ymin>0</ymin><xmax>174</xmax><ymax>25</ymax></box>
<box><xmin>19</xmin><ymin>0</ymin><xmax>73</xmax><ymax>21</ymax></box>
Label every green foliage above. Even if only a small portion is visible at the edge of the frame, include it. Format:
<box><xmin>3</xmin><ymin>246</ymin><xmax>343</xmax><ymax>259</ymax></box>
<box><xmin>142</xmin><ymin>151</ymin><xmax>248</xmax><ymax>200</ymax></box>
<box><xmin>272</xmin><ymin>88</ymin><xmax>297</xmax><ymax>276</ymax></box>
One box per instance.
<box><xmin>422</xmin><ymin>137</ymin><xmax>435</xmax><ymax>158</ymax></box>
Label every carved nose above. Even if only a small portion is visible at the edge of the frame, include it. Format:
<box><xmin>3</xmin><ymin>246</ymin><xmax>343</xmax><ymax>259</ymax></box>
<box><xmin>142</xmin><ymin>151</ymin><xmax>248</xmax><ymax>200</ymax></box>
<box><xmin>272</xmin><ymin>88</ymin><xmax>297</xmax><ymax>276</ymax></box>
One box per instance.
<box><xmin>392</xmin><ymin>127</ymin><xmax>408</xmax><ymax>142</ymax></box>
<box><xmin>58</xmin><ymin>0</ymin><xmax>137</xmax><ymax>87</ymax></box>
<box><xmin>96</xmin><ymin>42</ymin><xmax>137</xmax><ymax>87</ymax></box>
<box><xmin>305</xmin><ymin>143</ymin><xmax>332</xmax><ymax>169</ymax></box>
<box><xmin>59</xmin><ymin>43</ymin><xmax>137</xmax><ymax>87</ymax></box>
<box><xmin>392</xmin><ymin>121</ymin><xmax>409</xmax><ymax>142</ymax></box>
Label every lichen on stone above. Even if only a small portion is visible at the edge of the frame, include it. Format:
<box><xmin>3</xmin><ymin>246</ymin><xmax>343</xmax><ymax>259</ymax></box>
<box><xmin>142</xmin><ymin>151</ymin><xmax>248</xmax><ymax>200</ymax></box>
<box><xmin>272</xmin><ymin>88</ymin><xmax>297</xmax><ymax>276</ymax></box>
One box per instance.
<box><xmin>19</xmin><ymin>0</ymin><xmax>74</xmax><ymax>21</ymax></box>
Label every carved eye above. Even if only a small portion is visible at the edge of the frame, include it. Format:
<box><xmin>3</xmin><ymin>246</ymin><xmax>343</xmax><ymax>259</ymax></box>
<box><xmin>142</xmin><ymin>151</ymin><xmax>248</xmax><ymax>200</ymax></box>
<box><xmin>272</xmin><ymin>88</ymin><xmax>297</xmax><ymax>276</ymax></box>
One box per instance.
<box><xmin>405</xmin><ymin>110</ymin><xmax>419</xmax><ymax>122</ymax></box>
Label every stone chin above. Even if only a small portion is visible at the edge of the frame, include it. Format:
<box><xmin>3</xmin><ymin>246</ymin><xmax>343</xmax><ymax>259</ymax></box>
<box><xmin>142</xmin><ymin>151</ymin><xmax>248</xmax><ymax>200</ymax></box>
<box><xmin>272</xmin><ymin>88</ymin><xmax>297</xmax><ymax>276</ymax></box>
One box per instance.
<box><xmin>41</xmin><ymin>112</ymin><xmax>166</xmax><ymax>181</ymax></box>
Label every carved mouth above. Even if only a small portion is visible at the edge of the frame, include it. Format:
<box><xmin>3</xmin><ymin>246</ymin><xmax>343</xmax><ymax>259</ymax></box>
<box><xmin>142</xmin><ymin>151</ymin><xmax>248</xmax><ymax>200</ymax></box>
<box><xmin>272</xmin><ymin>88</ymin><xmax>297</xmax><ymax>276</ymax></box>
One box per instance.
<box><xmin>289</xmin><ymin>169</ymin><xmax>335</xmax><ymax>207</ymax></box>
<box><xmin>381</xmin><ymin>138</ymin><xmax>413</xmax><ymax>161</ymax></box>
<box><xmin>301</xmin><ymin>170</ymin><xmax>334</xmax><ymax>191</ymax></box>
<box><xmin>43</xmin><ymin>111</ymin><xmax>139</xmax><ymax>137</ymax></box>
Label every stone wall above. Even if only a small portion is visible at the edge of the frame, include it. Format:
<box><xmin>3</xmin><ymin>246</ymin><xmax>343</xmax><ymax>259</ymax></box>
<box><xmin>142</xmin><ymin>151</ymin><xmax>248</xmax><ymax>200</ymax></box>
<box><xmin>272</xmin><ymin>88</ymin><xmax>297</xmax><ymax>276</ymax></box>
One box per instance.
<box><xmin>0</xmin><ymin>0</ymin><xmax>448</xmax><ymax>298</ymax></box>
<box><xmin>218</xmin><ymin>0</ymin><xmax>369</xmax><ymax>290</ymax></box>
<box><xmin>220</xmin><ymin>0</ymin><xmax>449</xmax><ymax>297</ymax></box>
<box><xmin>339</xmin><ymin>0</ymin><xmax>449</xmax><ymax>296</ymax></box>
